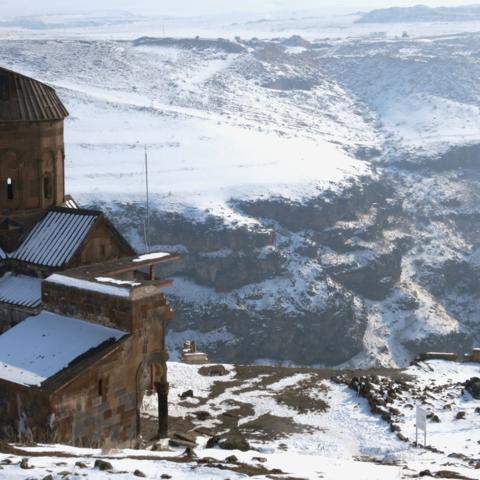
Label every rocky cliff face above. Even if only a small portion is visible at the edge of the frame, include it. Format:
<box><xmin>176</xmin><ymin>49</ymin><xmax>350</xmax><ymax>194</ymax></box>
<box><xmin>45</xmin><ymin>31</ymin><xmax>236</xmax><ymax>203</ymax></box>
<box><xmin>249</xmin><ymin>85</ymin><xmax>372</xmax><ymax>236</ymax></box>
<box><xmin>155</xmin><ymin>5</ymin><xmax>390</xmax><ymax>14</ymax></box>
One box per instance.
<box><xmin>5</xmin><ymin>28</ymin><xmax>480</xmax><ymax>367</ymax></box>
<box><xmin>103</xmin><ymin>143</ymin><xmax>480</xmax><ymax>367</ymax></box>
<box><xmin>102</xmin><ymin>171</ymin><xmax>402</xmax><ymax>366</ymax></box>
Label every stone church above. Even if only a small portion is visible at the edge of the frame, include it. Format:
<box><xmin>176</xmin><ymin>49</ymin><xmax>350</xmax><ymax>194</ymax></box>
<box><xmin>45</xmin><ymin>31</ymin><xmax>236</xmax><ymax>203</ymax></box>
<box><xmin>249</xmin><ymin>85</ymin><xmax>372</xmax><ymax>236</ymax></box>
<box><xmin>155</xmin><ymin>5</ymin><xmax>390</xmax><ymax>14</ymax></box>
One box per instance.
<box><xmin>0</xmin><ymin>66</ymin><xmax>178</xmax><ymax>447</ymax></box>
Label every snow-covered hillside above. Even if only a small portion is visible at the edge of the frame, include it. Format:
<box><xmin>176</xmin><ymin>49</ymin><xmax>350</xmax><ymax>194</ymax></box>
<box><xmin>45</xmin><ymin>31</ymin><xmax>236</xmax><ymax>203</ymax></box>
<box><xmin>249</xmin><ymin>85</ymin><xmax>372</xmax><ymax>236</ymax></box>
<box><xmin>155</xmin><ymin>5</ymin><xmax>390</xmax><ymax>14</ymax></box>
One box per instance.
<box><xmin>2</xmin><ymin>10</ymin><xmax>480</xmax><ymax>367</ymax></box>
<box><xmin>1</xmin><ymin>359</ymin><xmax>479</xmax><ymax>479</ymax></box>
<box><xmin>357</xmin><ymin>5</ymin><xmax>480</xmax><ymax>24</ymax></box>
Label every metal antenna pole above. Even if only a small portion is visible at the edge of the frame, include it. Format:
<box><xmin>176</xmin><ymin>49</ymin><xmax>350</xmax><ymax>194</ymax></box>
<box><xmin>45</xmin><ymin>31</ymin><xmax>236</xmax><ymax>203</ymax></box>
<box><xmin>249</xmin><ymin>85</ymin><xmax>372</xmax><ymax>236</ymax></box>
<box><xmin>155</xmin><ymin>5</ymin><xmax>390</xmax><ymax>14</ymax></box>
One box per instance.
<box><xmin>145</xmin><ymin>144</ymin><xmax>150</xmax><ymax>253</ymax></box>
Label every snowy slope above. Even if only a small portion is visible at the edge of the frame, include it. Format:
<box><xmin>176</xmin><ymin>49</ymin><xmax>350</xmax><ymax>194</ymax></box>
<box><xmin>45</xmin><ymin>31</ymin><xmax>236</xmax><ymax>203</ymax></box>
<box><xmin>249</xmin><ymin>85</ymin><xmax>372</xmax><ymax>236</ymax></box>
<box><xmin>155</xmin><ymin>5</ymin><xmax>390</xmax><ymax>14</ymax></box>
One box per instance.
<box><xmin>0</xmin><ymin>39</ymin><xmax>377</xmax><ymax>225</ymax></box>
<box><xmin>357</xmin><ymin>5</ymin><xmax>480</xmax><ymax>24</ymax></box>
<box><xmin>1</xmin><ymin>359</ymin><xmax>479</xmax><ymax>479</ymax></box>
<box><xmin>2</xmin><ymin>13</ymin><xmax>480</xmax><ymax>368</ymax></box>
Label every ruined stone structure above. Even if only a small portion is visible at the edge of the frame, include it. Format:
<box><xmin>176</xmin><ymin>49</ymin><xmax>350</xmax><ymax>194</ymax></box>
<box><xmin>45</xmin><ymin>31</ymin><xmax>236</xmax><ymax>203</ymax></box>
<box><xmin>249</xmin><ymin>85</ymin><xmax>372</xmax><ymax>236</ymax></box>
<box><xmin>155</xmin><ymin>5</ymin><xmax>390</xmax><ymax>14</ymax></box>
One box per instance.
<box><xmin>0</xmin><ymin>67</ymin><xmax>178</xmax><ymax>447</ymax></box>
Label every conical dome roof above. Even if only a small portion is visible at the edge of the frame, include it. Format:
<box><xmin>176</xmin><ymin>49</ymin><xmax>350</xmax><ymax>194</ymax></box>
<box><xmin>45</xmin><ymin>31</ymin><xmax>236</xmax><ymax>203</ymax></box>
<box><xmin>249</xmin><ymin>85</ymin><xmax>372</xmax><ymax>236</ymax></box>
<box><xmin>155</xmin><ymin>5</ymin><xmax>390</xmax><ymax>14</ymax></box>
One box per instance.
<box><xmin>0</xmin><ymin>66</ymin><xmax>69</xmax><ymax>122</ymax></box>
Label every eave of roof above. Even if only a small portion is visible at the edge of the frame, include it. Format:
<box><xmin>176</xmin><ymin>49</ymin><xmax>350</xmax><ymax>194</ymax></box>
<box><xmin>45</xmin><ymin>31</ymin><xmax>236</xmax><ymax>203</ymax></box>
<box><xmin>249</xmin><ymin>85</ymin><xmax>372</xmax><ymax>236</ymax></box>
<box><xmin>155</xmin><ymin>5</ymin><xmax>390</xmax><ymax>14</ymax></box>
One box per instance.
<box><xmin>0</xmin><ymin>272</ymin><xmax>41</xmax><ymax>309</ymax></box>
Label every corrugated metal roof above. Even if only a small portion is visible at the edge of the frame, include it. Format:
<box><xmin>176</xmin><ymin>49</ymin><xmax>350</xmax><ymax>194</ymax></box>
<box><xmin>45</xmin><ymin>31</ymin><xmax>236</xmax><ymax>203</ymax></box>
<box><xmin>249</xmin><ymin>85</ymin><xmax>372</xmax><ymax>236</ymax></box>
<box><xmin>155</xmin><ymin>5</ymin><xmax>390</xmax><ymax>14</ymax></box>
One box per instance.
<box><xmin>0</xmin><ymin>273</ymin><xmax>41</xmax><ymax>308</ymax></box>
<box><xmin>12</xmin><ymin>209</ymin><xmax>99</xmax><ymax>267</ymax></box>
<box><xmin>0</xmin><ymin>66</ymin><xmax>69</xmax><ymax>122</ymax></box>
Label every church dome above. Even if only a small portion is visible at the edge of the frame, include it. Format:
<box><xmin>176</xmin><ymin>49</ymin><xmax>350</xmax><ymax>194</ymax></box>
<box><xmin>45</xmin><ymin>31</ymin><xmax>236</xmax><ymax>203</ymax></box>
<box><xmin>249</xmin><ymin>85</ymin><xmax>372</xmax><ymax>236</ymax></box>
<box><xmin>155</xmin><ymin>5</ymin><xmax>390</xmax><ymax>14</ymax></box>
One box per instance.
<box><xmin>0</xmin><ymin>66</ymin><xmax>69</xmax><ymax>123</ymax></box>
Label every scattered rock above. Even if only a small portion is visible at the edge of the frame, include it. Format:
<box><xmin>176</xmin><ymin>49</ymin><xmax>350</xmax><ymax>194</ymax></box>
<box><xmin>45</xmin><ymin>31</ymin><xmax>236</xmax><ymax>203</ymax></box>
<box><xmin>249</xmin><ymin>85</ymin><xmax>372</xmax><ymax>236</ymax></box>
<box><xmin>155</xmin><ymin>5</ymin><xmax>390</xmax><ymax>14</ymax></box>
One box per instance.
<box><xmin>169</xmin><ymin>438</ymin><xmax>197</xmax><ymax>448</ymax></box>
<box><xmin>180</xmin><ymin>389</ymin><xmax>194</xmax><ymax>399</ymax></box>
<box><xmin>390</xmin><ymin>423</ymin><xmax>400</xmax><ymax>432</ymax></box>
<box><xmin>252</xmin><ymin>456</ymin><xmax>267</xmax><ymax>463</ymax></box>
<box><xmin>75</xmin><ymin>461</ymin><xmax>88</xmax><ymax>468</ymax></box>
<box><xmin>435</xmin><ymin>470</ymin><xmax>475</xmax><ymax>479</ymax></box>
<box><xmin>225</xmin><ymin>455</ymin><xmax>238</xmax><ymax>463</ymax></box>
<box><xmin>194</xmin><ymin>410</ymin><xmax>211</xmax><ymax>421</ymax></box>
<box><xmin>169</xmin><ymin>431</ymin><xmax>197</xmax><ymax>449</ymax></box>
<box><xmin>206</xmin><ymin>432</ymin><xmax>250</xmax><ymax>452</ymax></box>
<box><xmin>455</xmin><ymin>411</ymin><xmax>466</xmax><ymax>420</ymax></box>
<box><xmin>173</xmin><ymin>431</ymin><xmax>197</xmax><ymax>443</ymax></box>
<box><xmin>198</xmin><ymin>364</ymin><xmax>228</xmax><ymax>376</ymax></box>
<box><xmin>218</xmin><ymin>432</ymin><xmax>250</xmax><ymax>452</ymax></box>
<box><xmin>161</xmin><ymin>475</ymin><xmax>172</xmax><ymax>479</ymax></box>
<box><xmin>465</xmin><ymin>378</ymin><xmax>480</xmax><ymax>399</ymax></box>
<box><xmin>182</xmin><ymin>446</ymin><xmax>197</xmax><ymax>458</ymax></box>
<box><xmin>42</xmin><ymin>475</ymin><xmax>54</xmax><ymax>480</ymax></box>
<box><xmin>134</xmin><ymin>469</ymin><xmax>147</xmax><ymax>477</ymax></box>
<box><xmin>20</xmin><ymin>458</ymin><xmax>32</xmax><ymax>469</ymax></box>
<box><xmin>419</xmin><ymin>470</ymin><xmax>432</xmax><ymax>477</ymax></box>
<box><xmin>206</xmin><ymin>435</ymin><xmax>220</xmax><ymax>448</ymax></box>
<box><xmin>430</xmin><ymin>414</ymin><xmax>441</xmax><ymax>423</ymax></box>
<box><xmin>389</xmin><ymin>407</ymin><xmax>401</xmax><ymax>416</ymax></box>
<box><xmin>448</xmin><ymin>452</ymin><xmax>469</xmax><ymax>460</ymax></box>
<box><xmin>94</xmin><ymin>459</ymin><xmax>113</xmax><ymax>471</ymax></box>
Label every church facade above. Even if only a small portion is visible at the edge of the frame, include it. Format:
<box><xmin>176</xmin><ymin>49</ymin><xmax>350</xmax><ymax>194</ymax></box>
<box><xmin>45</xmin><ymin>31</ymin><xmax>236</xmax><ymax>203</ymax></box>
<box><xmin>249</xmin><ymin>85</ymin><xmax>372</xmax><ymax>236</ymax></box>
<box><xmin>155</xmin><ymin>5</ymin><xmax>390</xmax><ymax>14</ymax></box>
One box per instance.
<box><xmin>0</xmin><ymin>67</ymin><xmax>177</xmax><ymax>447</ymax></box>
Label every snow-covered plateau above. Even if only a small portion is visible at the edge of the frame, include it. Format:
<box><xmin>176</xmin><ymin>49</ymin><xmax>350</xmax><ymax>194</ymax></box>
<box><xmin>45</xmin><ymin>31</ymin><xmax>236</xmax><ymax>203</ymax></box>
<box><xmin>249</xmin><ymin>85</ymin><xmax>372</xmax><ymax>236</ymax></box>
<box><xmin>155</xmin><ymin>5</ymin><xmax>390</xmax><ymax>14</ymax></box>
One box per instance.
<box><xmin>2</xmin><ymin>9</ymin><xmax>480</xmax><ymax>367</ymax></box>
<box><xmin>1</xmin><ymin>359</ymin><xmax>480</xmax><ymax>479</ymax></box>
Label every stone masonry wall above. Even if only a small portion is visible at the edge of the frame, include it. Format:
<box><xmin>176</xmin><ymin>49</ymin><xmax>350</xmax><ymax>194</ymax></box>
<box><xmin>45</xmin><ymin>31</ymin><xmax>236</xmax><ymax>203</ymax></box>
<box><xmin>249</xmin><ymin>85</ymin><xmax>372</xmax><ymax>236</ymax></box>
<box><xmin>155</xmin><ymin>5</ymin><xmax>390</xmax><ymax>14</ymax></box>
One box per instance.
<box><xmin>0</xmin><ymin>379</ymin><xmax>51</xmax><ymax>443</ymax></box>
<box><xmin>41</xmin><ymin>281</ymin><xmax>174</xmax><ymax>446</ymax></box>
<box><xmin>42</xmin><ymin>281</ymin><xmax>134</xmax><ymax>331</ymax></box>
<box><xmin>50</xmin><ymin>290</ymin><xmax>173</xmax><ymax>447</ymax></box>
<box><xmin>0</xmin><ymin>121</ymin><xmax>65</xmax><ymax>217</ymax></box>
<box><xmin>0</xmin><ymin>303</ymin><xmax>37</xmax><ymax>334</ymax></box>
<box><xmin>51</xmin><ymin>339</ymin><xmax>138</xmax><ymax>448</ymax></box>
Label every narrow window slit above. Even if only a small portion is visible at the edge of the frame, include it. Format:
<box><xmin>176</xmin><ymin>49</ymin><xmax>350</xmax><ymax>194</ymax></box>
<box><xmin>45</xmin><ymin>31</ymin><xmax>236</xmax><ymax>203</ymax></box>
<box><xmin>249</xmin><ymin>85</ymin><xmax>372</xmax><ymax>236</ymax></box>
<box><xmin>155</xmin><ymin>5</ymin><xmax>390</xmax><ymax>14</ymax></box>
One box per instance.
<box><xmin>43</xmin><ymin>174</ymin><xmax>53</xmax><ymax>200</ymax></box>
<box><xmin>6</xmin><ymin>178</ymin><xmax>13</xmax><ymax>200</ymax></box>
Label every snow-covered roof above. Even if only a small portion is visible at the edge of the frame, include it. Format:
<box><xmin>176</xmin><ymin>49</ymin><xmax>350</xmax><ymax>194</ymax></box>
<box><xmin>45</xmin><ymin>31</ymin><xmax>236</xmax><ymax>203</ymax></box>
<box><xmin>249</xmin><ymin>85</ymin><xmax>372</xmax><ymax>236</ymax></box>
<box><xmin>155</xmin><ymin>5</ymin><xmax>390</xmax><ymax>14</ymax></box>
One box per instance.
<box><xmin>46</xmin><ymin>273</ymin><xmax>132</xmax><ymax>298</ymax></box>
<box><xmin>0</xmin><ymin>311</ymin><xmax>127</xmax><ymax>387</ymax></box>
<box><xmin>0</xmin><ymin>246</ymin><xmax>6</xmax><ymax>260</ymax></box>
<box><xmin>132</xmin><ymin>252</ymin><xmax>171</xmax><ymax>263</ymax></box>
<box><xmin>11</xmin><ymin>209</ymin><xmax>99</xmax><ymax>267</ymax></box>
<box><xmin>0</xmin><ymin>273</ymin><xmax>41</xmax><ymax>309</ymax></box>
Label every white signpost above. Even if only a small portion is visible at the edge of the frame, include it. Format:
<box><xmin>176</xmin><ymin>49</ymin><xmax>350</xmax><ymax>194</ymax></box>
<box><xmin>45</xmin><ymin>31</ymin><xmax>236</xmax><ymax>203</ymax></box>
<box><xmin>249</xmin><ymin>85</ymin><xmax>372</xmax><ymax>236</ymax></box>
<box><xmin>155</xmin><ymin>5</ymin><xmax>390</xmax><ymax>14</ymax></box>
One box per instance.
<box><xmin>416</xmin><ymin>406</ymin><xmax>427</xmax><ymax>447</ymax></box>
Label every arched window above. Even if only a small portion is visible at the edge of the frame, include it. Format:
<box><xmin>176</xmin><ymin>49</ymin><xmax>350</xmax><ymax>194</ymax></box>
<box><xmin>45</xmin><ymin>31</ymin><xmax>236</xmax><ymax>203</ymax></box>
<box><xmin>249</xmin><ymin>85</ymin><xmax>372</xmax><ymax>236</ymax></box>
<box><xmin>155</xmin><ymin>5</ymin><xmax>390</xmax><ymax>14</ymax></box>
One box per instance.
<box><xmin>43</xmin><ymin>173</ymin><xmax>53</xmax><ymax>200</ymax></box>
<box><xmin>6</xmin><ymin>177</ymin><xmax>14</xmax><ymax>200</ymax></box>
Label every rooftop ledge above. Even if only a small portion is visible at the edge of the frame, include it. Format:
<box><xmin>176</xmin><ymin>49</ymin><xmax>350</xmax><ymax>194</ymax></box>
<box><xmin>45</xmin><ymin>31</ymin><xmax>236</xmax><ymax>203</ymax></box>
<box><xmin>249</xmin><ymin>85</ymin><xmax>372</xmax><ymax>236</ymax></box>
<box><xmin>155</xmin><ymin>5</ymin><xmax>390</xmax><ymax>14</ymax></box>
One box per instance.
<box><xmin>44</xmin><ymin>251</ymin><xmax>179</xmax><ymax>298</ymax></box>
